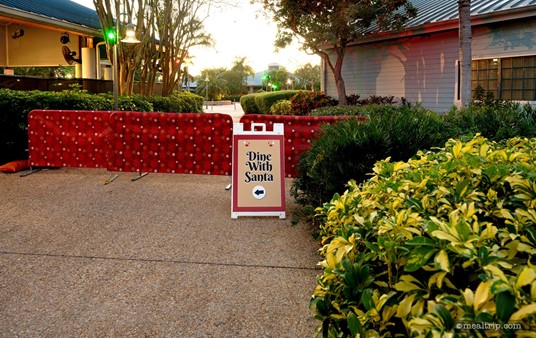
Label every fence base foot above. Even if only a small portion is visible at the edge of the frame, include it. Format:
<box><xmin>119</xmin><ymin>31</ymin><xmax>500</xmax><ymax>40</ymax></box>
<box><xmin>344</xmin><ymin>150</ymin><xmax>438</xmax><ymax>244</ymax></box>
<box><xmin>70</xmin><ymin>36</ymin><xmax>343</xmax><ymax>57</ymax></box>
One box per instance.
<box><xmin>20</xmin><ymin>168</ymin><xmax>41</xmax><ymax>177</ymax></box>
<box><xmin>131</xmin><ymin>172</ymin><xmax>148</xmax><ymax>181</ymax></box>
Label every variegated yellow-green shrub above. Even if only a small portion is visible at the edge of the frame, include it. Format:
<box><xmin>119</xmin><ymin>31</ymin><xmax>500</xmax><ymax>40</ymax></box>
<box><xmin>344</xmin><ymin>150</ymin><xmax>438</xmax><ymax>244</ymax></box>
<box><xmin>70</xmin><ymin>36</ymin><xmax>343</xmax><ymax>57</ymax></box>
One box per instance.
<box><xmin>311</xmin><ymin>135</ymin><xmax>536</xmax><ymax>337</ymax></box>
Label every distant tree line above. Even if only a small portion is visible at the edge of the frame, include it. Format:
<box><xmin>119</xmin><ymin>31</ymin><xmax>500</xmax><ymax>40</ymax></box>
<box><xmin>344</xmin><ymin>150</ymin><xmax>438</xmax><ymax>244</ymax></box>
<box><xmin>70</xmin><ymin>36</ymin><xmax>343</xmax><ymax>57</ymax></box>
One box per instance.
<box><xmin>195</xmin><ymin>59</ymin><xmax>320</xmax><ymax>101</ymax></box>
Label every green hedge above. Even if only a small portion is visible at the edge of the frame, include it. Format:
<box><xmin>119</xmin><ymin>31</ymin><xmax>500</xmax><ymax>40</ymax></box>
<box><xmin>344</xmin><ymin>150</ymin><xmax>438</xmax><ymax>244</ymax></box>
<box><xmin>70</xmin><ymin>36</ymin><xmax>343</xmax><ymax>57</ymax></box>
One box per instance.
<box><xmin>223</xmin><ymin>95</ymin><xmax>242</xmax><ymax>103</ymax></box>
<box><xmin>254</xmin><ymin>90</ymin><xmax>300</xmax><ymax>115</ymax></box>
<box><xmin>240</xmin><ymin>93</ymin><xmax>259</xmax><ymax>114</ymax></box>
<box><xmin>311</xmin><ymin>105</ymin><xmax>366</xmax><ymax>116</ymax></box>
<box><xmin>443</xmin><ymin>103</ymin><xmax>536</xmax><ymax>141</ymax></box>
<box><xmin>147</xmin><ymin>91</ymin><xmax>203</xmax><ymax>113</ymax></box>
<box><xmin>293</xmin><ymin>102</ymin><xmax>536</xmax><ymax>209</ymax></box>
<box><xmin>312</xmin><ymin>135</ymin><xmax>536</xmax><ymax>337</ymax></box>
<box><xmin>270</xmin><ymin>100</ymin><xmax>292</xmax><ymax>115</ymax></box>
<box><xmin>240</xmin><ymin>90</ymin><xmax>300</xmax><ymax>114</ymax></box>
<box><xmin>0</xmin><ymin>88</ymin><xmax>204</xmax><ymax>163</ymax></box>
<box><xmin>291</xmin><ymin>105</ymin><xmax>447</xmax><ymax>207</ymax></box>
<box><xmin>311</xmin><ymin>104</ymin><xmax>409</xmax><ymax>116</ymax></box>
<box><xmin>290</xmin><ymin>91</ymin><xmax>338</xmax><ymax>115</ymax></box>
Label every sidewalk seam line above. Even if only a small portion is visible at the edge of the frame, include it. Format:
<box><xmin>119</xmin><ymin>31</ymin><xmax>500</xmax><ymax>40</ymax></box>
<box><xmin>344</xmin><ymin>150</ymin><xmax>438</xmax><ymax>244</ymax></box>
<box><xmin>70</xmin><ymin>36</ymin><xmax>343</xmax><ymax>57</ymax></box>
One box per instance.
<box><xmin>0</xmin><ymin>250</ymin><xmax>320</xmax><ymax>271</ymax></box>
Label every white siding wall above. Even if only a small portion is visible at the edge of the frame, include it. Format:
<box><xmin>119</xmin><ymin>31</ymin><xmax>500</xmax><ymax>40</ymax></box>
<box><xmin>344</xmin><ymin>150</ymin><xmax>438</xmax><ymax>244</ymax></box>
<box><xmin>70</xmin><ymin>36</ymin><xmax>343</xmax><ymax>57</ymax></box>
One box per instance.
<box><xmin>339</xmin><ymin>30</ymin><xmax>459</xmax><ymax>112</ymax></box>
<box><xmin>472</xmin><ymin>18</ymin><xmax>536</xmax><ymax>60</ymax></box>
<box><xmin>324</xmin><ymin>17</ymin><xmax>536</xmax><ymax>113</ymax></box>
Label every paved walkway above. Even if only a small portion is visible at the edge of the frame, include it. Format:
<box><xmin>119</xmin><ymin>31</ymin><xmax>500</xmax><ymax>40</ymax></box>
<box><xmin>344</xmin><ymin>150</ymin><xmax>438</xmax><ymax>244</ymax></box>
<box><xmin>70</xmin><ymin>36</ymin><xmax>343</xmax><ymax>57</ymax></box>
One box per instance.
<box><xmin>203</xmin><ymin>102</ymin><xmax>244</xmax><ymax>123</ymax></box>
<box><xmin>0</xmin><ymin>168</ymin><xmax>319</xmax><ymax>336</ymax></box>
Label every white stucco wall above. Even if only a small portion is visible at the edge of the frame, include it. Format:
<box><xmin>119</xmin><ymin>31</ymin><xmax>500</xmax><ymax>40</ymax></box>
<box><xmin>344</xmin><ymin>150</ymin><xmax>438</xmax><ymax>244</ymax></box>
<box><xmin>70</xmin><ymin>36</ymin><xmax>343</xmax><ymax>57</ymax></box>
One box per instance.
<box><xmin>323</xmin><ymin>16</ymin><xmax>536</xmax><ymax>113</ymax></box>
<box><xmin>2</xmin><ymin>25</ymin><xmax>81</xmax><ymax>67</ymax></box>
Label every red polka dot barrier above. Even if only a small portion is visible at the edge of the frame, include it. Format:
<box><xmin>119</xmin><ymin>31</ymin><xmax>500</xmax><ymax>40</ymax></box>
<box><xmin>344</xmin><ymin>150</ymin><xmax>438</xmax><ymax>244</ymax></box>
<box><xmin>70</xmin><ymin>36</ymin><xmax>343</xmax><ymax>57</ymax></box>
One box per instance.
<box><xmin>28</xmin><ymin>110</ymin><xmax>234</xmax><ymax>175</ymax></box>
<box><xmin>107</xmin><ymin>112</ymin><xmax>233</xmax><ymax>175</ymax></box>
<box><xmin>28</xmin><ymin>110</ymin><xmax>362</xmax><ymax>178</ymax></box>
<box><xmin>28</xmin><ymin>110</ymin><xmax>112</xmax><ymax>168</ymax></box>
<box><xmin>239</xmin><ymin>114</ymin><xmax>365</xmax><ymax>177</ymax></box>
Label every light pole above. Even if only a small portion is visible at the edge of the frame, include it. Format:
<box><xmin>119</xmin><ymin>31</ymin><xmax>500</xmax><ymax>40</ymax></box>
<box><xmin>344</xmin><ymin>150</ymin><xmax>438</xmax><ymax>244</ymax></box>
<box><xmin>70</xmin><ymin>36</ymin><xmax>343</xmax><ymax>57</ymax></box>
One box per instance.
<box><xmin>205</xmin><ymin>76</ymin><xmax>209</xmax><ymax>109</ymax></box>
<box><xmin>287</xmin><ymin>78</ymin><xmax>292</xmax><ymax>90</ymax></box>
<box><xmin>112</xmin><ymin>15</ymin><xmax>140</xmax><ymax>111</ymax></box>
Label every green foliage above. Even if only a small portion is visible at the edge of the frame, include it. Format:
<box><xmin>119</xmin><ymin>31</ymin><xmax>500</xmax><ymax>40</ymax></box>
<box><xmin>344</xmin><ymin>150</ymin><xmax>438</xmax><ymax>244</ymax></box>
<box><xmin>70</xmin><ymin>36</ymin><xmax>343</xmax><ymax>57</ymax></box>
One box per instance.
<box><xmin>254</xmin><ymin>90</ymin><xmax>300</xmax><ymax>115</ymax></box>
<box><xmin>262</xmin><ymin>0</ymin><xmax>417</xmax><ymax>103</ymax></box>
<box><xmin>223</xmin><ymin>95</ymin><xmax>242</xmax><ymax>103</ymax></box>
<box><xmin>147</xmin><ymin>91</ymin><xmax>203</xmax><ymax>113</ymax></box>
<box><xmin>240</xmin><ymin>93</ymin><xmax>260</xmax><ymax>114</ymax></box>
<box><xmin>265</xmin><ymin>66</ymin><xmax>292</xmax><ymax>92</ymax></box>
<box><xmin>295</xmin><ymin>102</ymin><xmax>536</xmax><ymax>209</ymax></box>
<box><xmin>240</xmin><ymin>90</ymin><xmax>300</xmax><ymax>114</ymax></box>
<box><xmin>221</xmin><ymin>57</ymin><xmax>255</xmax><ymax>95</ymax></box>
<box><xmin>311</xmin><ymin>105</ymin><xmax>378</xmax><ymax>116</ymax></box>
<box><xmin>443</xmin><ymin>102</ymin><xmax>536</xmax><ymax>142</ymax></box>
<box><xmin>270</xmin><ymin>100</ymin><xmax>292</xmax><ymax>115</ymax></box>
<box><xmin>0</xmin><ymin>88</ymin><xmax>161</xmax><ymax>163</ymax></box>
<box><xmin>289</xmin><ymin>91</ymin><xmax>338</xmax><ymax>116</ymax></box>
<box><xmin>292</xmin><ymin>106</ymin><xmax>447</xmax><ymax>207</ymax></box>
<box><xmin>294</xmin><ymin>63</ymin><xmax>321</xmax><ymax>91</ymax></box>
<box><xmin>195</xmin><ymin>68</ymin><xmax>228</xmax><ymax>101</ymax></box>
<box><xmin>473</xmin><ymin>84</ymin><xmax>499</xmax><ymax>106</ymax></box>
<box><xmin>115</xmin><ymin>94</ymin><xmax>153</xmax><ymax>112</ymax></box>
<box><xmin>312</xmin><ymin>135</ymin><xmax>536</xmax><ymax>337</ymax></box>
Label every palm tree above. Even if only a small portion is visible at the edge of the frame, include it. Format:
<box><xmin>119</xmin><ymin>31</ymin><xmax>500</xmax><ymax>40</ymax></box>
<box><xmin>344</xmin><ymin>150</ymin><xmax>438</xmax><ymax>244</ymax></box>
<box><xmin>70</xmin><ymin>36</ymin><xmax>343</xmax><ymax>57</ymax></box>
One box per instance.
<box><xmin>458</xmin><ymin>0</ymin><xmax>472</xmax><ymax>108</ymax></box>
<box><xmin>221</xmin><ymin>57</ymin><xmax>254</xmax><ymax>95</ymax></box>
<box><xmin>196</xmin><ymin>68</ymin><xmax>228</xmax><ymax>101</ymax></box>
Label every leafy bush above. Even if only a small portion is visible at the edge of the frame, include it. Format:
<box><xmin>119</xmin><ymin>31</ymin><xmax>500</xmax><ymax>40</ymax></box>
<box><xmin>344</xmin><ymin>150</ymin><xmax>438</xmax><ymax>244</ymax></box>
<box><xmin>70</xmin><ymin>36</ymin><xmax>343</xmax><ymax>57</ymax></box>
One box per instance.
<box><xmin>290</xmin><ymin>91</ymin><xmax>338</xmax><ymax>115</ymax></box>
<box><xmin>115</xmin><ymin>94</ymin><xmax>153</xmax><ymax>112</ymax></box>
<box><xmin>240</xmin><ymin>90</ymin><xmax>300</xmax><ymax>114</ymax></box>
<box><xmin>291</xmin><ymin>106</ymin><xmax>447</xmax><ymax>207</ymax></box>
<box><xmin>223</xmin><ymin>95</ymin><xmax>242</xmax><ymax>103</ymax></box>
<box><xmin>270</xmin><ymin>100</ymin><xmax>292</xmax><ymax>115</ymax></box>
<box><xmin>312</xmin><ymin>135</ymin><xmax>536</xmax><ymax>337</ymax></box>
<box><xmin>311</xmin><ymin>105</ymin><xmax>365</xmax><ymax>116</ymax></box>
<box><xmin>147</xmin><ymin>91</ymin><xmax>203</xmax><ymax>113</ymax></box>
<box><xmin>254</xmin><ymin>90</ymin><xmax>300</xmax><ymax>115</ymax></box>
<box><xmin>443</xmin><ymin>102</ymin><xmax>536</xmax><ymax>141</ymax></box>
<box><xmin>359</xmin><ymin>94</ymin><xmax>397</xmax><ymax>105</ymax></box>
<box><xmin>240</xmin><ymin>93</ymin><xmax>260</xmax><ymax>114</ymax></box>
<box><xmin>0</xmin><ymin>88</ymin><xmax>167</xmax><ymax>163</ymax></box>
<box><xmin>173</xmin><ymin>91</ymin><xmax>203</xmax><ymax>112</ymax></box>
<box><xmin>345</xmin><ymin>93</ymin><xmax>361</xmax><ymax>106</ymax></box>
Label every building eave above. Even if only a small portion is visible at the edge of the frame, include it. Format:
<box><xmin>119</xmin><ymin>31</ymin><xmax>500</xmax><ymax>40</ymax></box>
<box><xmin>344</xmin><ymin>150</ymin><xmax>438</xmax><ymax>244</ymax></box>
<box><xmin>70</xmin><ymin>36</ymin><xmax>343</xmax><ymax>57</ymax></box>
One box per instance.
<box><xmin>320</xmin><ymin>5</ymin><xmax>536</xmax><ymax>50</ymax></box>
<box><xmin>0</xmin><ymin>4</ymin><xmax>101</xmax><ymax>37</ymax></box>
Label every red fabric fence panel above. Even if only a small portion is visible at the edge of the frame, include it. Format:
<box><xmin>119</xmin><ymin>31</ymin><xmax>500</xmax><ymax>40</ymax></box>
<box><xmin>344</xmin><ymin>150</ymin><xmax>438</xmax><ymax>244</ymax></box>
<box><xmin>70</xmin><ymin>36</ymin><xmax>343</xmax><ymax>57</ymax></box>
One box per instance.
<box><xmin>28</xmin><ymin>110</ymin><xmax>112</xmax><ymax>168</ymax></box>
<box><xmin>107</xmin><ymin>112</ymin><xmax>233</xmax><ymax>175</ymax></box>
<box><xmin>239</xmin><ymin>114</ymin><xmax>355</xmax><ymax>177</ymax></box>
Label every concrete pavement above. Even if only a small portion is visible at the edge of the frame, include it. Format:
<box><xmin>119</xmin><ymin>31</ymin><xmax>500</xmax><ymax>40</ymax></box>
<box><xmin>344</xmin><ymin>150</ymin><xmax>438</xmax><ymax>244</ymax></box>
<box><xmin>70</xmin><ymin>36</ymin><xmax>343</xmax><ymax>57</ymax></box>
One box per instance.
<box><xmin>0</xmin><ymin>168</ymin><xmax>320</xmax><ymax>336</ymax></box>
<box><xmin>203</xmin><ymin>102</ymin><xmax>244</xmax><ymax>123</ymax></box>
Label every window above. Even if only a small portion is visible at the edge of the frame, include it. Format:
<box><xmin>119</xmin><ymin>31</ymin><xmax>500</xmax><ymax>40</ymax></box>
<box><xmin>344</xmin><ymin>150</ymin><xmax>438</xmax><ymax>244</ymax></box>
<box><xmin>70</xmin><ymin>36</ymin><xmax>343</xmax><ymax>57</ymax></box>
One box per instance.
<box><xmin>471</xmin><ymin>59</ymin><xmax>499</xmax><ymax>98</ymax></box>
<box><xmin>471</xmin><ymin>55</ymin><xmax>536</xmax><ymax>101</ymax></box>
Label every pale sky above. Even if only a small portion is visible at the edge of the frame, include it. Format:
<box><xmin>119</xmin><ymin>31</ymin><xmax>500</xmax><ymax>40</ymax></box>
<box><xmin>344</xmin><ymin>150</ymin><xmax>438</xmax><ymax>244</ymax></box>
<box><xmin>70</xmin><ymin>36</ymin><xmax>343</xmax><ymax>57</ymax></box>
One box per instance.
<box><xmin>71</xmin><ymin>0</ymin><xmax>319</xmax><ymax>75</ymax></box>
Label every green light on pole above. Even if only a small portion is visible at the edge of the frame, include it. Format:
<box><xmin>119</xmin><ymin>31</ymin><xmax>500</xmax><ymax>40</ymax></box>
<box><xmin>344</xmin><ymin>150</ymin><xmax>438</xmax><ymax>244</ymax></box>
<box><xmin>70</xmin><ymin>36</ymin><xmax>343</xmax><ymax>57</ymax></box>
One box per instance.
<box><xmin>261</xmin><ymin>73</ymin><xmax>270</xmax><ymax>91</ymax></box>
<box><xmin>106</xmin><ymin>29</ymin><xmax>116</xmax><ymax>44</ymax></box>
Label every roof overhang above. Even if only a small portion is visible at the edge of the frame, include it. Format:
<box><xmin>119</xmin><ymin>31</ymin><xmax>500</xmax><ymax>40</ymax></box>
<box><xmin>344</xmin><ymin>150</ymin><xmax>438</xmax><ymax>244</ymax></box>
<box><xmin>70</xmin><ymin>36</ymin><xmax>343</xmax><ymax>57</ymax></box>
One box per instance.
<box><xmin>0</xmin><ymin>4</ymin><xmax>101</xmax><ymax>37</ymax></box>
<box><xmin>320</xmin><ymin>5</ymin><xmax>536</xmax><ymax>49</ymax></box>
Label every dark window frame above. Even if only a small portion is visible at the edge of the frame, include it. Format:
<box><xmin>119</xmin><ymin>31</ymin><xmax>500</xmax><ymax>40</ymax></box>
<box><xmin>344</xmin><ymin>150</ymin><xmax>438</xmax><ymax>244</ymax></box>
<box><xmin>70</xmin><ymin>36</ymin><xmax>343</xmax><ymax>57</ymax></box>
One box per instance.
<box><xmin>471</xmin><ymin>56</ymin><xmax>536</xmax><ymax>101</ymax></box>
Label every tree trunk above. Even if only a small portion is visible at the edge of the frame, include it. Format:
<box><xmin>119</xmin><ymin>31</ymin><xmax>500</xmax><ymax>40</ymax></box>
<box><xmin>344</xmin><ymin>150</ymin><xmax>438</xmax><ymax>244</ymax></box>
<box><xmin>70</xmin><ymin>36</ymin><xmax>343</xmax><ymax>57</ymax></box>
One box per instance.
<box><xmin>333</xmin><ymin>48</ymin><xmax>347</xmax><ymax>105</ymax></box>
<box><xmin>458</xmin><ymin>0</ymin><xmax>472</xmax><ymax>108</ymax></box>
<box><xmin>333</xmin><ymin>70</ymin><xmax>347</xmax><ymax>106</ymax></box>
<box><xmin>321</xmin><ymin>47</ymin><xmax>347</xmax><ymax>105</ymax></box>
